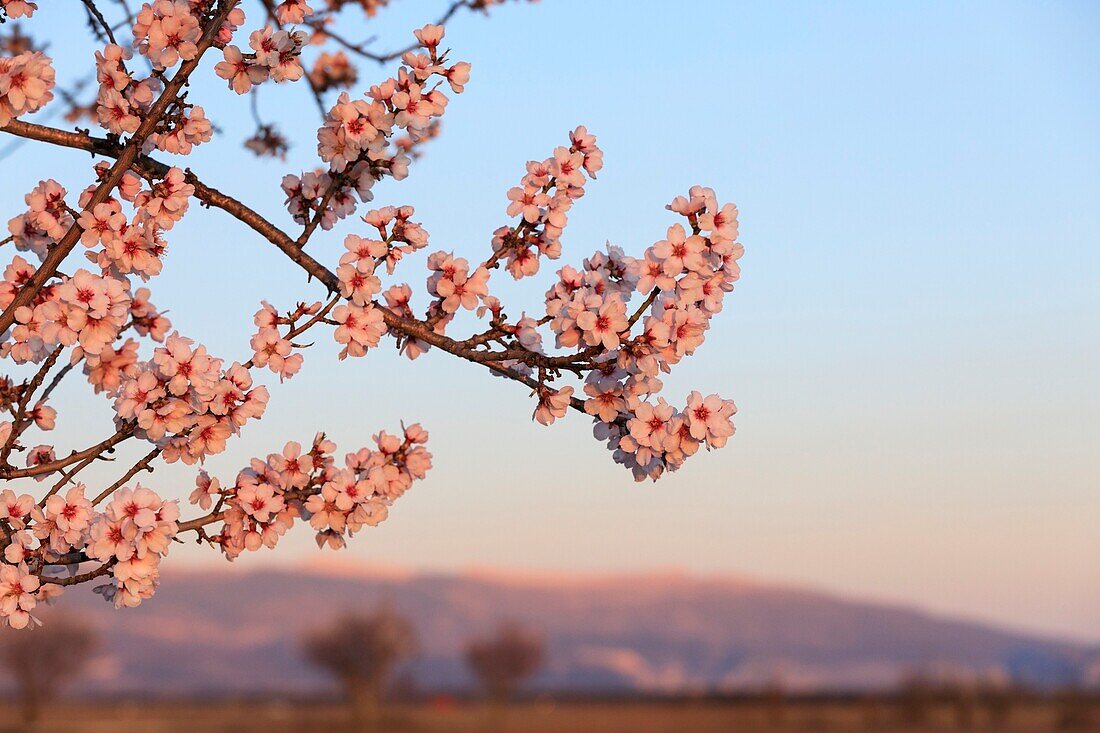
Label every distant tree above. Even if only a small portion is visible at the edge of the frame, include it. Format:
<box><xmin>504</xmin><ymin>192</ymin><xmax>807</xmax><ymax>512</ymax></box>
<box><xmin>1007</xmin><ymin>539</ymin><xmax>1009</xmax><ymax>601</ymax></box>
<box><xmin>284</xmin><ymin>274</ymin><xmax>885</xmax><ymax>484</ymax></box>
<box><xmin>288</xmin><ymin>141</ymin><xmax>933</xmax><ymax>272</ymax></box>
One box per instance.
<box><xmin>464</xmin><ymin>622</ymin><xmax>544</xmax><ymax>705</ymax></box>
<box><xmin>896</xmin><ymin>671</ymin><xmax>934</xmax><ymax>727</ymax></box>
<box><xmin>761</xmin><ymin>678</ymin><xmax>788</xmax><ymax>729</ymax></box>
<box><xmin>0</xmin><ymin>613</ymin><xmax>97</xmax><ymax>726</ymax></box>
<box><xmin>859</xmin><ymin>693</ymin><xmax>886</xmax><ymax>730</ymax></box>
<box><xmin>301</xmin><ymin>608</ymin><xmax>418</xmax><ymax>729</ymax></box>
<box><xmin>1055</xmin><ymin>687</ymin><xmax>1094</xmax><ymax>731</ymax></box>
<box><xmin>951</xmin><ymin>684</ymin><xmax>977</xmax><ymax>730</ymax></box>
<box><xmin>980</xmin><ymin>680</ymin><xmax>1016</xmax><ymax>728</ymax></box>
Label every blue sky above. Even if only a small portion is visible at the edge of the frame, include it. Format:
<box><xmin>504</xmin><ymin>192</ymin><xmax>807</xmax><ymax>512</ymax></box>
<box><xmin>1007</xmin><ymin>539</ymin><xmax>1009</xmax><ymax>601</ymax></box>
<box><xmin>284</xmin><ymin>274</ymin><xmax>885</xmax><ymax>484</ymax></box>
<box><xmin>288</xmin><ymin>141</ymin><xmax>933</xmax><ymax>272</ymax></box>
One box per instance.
<box><xmin>3</xmin><ymin>1</ymin><xmax>1098</xmax><ymax>641</ymax></box>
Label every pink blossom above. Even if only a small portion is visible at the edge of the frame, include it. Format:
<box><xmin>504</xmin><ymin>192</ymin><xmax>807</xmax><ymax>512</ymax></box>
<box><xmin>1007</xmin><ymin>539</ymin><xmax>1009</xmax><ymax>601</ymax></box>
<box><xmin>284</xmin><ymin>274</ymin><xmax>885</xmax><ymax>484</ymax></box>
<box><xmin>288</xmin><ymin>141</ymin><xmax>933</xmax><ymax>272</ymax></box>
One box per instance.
<box><xmin>275</xmin><ymin>0</ymin><xmax>312</xmax><ymax>24</ymax></box>
<box><xmin>0</xmin><ymin>51</ymin><xmax>55</xmax><ymax>126</ymax></box>
<box><xmin>332</xmin><ymin>303</ymin><xmax>386</xmax><ymax>359</ymax></box>
<box><xmin>189</xmin><ymin>471</ymin><xmax>221</xmax><ymax>511</ymax></box>
<box><xmin>0</xmin><ymin>490</ymin><xmax>34</xmax><ymax>529</ymax></box>
<box><xmin>534</xmin><ymin>386</ymin><xmax>573</xmax><ymax>426</ymax></box>
<box><xmin>250</xmin><ymin>328</ymin><xmax>302</xmax><ymax>381</ymax></box>
<box><xmin>133</xmin><ymin>0</ymin><xmax>201</xmax><ymax>69</ymax></box>
<box><xmin>0</xmin><ymin>564</ymin><xmax>40</xmax><ymax>629</ymax></box>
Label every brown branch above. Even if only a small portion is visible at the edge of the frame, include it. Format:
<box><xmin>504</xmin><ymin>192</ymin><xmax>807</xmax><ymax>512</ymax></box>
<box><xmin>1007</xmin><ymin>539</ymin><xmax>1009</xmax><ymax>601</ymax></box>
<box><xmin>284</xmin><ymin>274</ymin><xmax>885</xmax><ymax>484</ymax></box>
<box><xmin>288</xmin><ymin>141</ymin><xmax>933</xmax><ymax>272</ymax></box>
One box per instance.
<box><xmin>175</xmin><ymin>482</ymin><xmax>318</xmax><ymax>536</ymax></box>
<box><xmin>306</xmin><ymin>0</ymin><xmax>472</xmax><ymax>65</ymax></box>
<box><xmin>39</xmin><ymin>359</ymin><xmax>77</xmax><ymax>404</ymax></box>
<box><xmin>0</xmin><ymin>0</ymin><xmax>240</xmax><ymax>335</ymax></box>
<box><xmin>626</xmin><ymin>288</ymin><xmax>659</xmax><ymax>330</ymax></box>
<box><xmin>1</xmin><ymin>345</ymin><xmax>63</xmax><ymax>462</ymax></box>
<box><xmin>80</xmin><ymin>0</ymin><xmax>118</xmax><ymax>45</ymax></box>
<box><xmin>39</xmin><ymin>450</ymin><xmax>101</xmax><ymax>506</ymax></box>
<box><xmin>2</xmin><ymin>120</ymin><xmax>600</xmax><ymax>371</ymax></box>
<box><xmin>177</xmin><ymin>509</ymin><xmax>226</xmax><ymax>534</ymax></box>
<box><xmin>93</xmin><ymin>445</ymin><xmax>162</xmax><ymax>504</ymax></box>
<box><xmin>456</xmin><ymin>323</ymin><xmax>509</xmax><ymax>349</ymax></box>
<box><xmin>1</xmin><ymin>119</ymin><xmax>340</xmax><ymax>285</ymax></box>
<box><xmin>41</xmin><ymin>559</ymin><xmax>115</xmax><ymax>586</ymax></box>
<box><xmin>2</xmin><ymin>123</ymin><xmax>603</xmax><ymax>426</ymax></box>
<box><xmin>0</xmin><ymin>427</ymin><xmax>132</xmax><ymax>480</ymax></box>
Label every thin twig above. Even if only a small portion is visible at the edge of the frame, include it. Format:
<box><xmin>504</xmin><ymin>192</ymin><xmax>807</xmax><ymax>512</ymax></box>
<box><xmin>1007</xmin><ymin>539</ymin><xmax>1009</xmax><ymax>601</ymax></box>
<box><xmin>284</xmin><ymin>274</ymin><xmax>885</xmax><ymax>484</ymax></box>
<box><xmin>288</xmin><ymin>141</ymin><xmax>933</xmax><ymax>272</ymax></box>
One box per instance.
<box><xmin>80</xmin><ymin>0</ymin><xmax>118</xmax><ymax>45</ymax></box>
<box><xmin>93</xmin><ymin>445</ymin><xmax>162</xmax><ymax>504</ymax></box>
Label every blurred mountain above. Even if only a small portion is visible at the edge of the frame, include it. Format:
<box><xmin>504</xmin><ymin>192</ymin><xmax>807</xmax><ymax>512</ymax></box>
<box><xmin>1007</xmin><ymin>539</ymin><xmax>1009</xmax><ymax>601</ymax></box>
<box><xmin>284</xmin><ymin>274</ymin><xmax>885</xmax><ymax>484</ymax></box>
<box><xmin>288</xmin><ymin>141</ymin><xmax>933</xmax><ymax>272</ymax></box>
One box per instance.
<box><xmin>30</xmin><ymin>565</ymin><xmax>1098</xmax><ymax>696</ymax></box>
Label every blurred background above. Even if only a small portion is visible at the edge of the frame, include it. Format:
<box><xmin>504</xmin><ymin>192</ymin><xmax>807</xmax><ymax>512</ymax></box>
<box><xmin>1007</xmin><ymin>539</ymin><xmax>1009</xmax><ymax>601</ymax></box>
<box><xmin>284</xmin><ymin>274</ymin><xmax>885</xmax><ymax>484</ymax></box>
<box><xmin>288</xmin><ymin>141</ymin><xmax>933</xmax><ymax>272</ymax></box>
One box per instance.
<box><xmin>0</xmin><ymin>0</ymin><xmax>1098</xmax><ymax>730</ymax></box>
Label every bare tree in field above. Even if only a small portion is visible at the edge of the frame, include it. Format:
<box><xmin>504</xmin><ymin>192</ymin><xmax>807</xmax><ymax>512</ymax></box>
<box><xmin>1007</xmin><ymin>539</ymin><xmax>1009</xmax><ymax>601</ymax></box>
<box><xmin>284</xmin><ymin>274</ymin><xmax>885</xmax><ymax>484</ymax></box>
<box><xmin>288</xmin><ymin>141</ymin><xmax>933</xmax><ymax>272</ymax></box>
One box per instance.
<box><xmin>896</xmin><ymin>671</ymin><xmax>934</xmax><ymax>727</ymax></box>
<box><xmin>302</xmin><ymin>608</ymin><xmax>418</xmax><ymax>728</ymax></box>
<box><xmin>465</xmin><ymin>622</ymin><xmax>544</xmax><ymax>705</ymax></box>
<box><xmin>0</xmin><ymin>614</ymin><xmax>97</xmax><ymax>726</ymax></box>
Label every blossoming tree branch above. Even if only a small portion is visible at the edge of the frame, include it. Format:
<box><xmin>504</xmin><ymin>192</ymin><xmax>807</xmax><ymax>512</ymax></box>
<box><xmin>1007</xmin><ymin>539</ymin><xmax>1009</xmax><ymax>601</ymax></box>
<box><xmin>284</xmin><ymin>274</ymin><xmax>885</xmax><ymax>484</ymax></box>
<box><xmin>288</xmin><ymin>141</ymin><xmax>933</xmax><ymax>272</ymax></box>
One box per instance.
<box><xmin>0</xmin><ymin>0</ymin><xmax>742</xmax><ymax>629</ymax></box>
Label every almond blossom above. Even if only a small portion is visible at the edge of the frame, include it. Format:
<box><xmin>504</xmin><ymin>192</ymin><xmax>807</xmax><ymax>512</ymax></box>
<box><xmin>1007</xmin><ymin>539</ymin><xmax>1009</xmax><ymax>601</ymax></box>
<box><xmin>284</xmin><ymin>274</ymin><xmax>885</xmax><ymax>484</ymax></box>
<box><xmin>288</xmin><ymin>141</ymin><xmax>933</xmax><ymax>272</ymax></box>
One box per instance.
<box><xmin>0</xmin><ymin>563</ymin><xmax>39</xmax><ymax>629</ymax></box>
<box><xmin>0</xmin><ymin>50</ymin><xmax>53</xmax><ymax>126</ymax></box>
<box><xmin>0</xmin><ymin>3</ymin><xmax>741</xmax><ymax>629</ymax></box>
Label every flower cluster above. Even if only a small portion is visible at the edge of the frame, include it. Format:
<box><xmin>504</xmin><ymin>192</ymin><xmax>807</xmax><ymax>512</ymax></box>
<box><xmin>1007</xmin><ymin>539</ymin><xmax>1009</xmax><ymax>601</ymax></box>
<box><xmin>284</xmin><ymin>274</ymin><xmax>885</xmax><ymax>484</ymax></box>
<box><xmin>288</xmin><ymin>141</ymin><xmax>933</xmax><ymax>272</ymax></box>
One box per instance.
<box><xmin>494</xmin><ymin>126</ymin><xmax>603</xmax><ymax>279</ymax></box>
<box><xmin>309</xmin><ymin>50</ymin><xmax>357</xmax><ymax>93</ymax></box>
<box><xmin>133</xmin><ymin>0</ymin><xmax>203</xmax><ymax>69</ymax></box>
<box><xmin>279</xmin><ymin>25</ymin><xmax>468</xmax><ymax>230</ymax></box>
<box><xmin>114</xmin><ymin>332</ymin><xmax>271</xmax><ymax>464</ymax></box>
<box><xmin>6</xmin><ymin>169</ymin><xmax>188</xmax><ymax>298</ymax></box>
<box><xmin>94</xmin><ymin>43</ymin><xmax>162</xmax><ymax>136</ymax></box>
<box><xmin>586</xmin><ymin>188</ymin><xmax>742</xmax><ymax>480</ymax></box>
<box><xmin>481</xmin><ymin>176</ymin><xmax>743</xmax><ymax>481</ymax></box>
<box><xmin>132</xmin><ymin>1</ymin><xmax>244</xmax><ymax>66</ymax></box>
<box><xmin>190</xmin><ymin>427</ymin><xmax>431</xmax><ymax>558</ymax></box>
<box><xmin>6</xmin><ymin>178</ymin><xmax>73</xmax><ymax>260</ymax></box>
<box><xmin>78</xmin><ymin>166</ymin><xmax>193</xmax><ymax>278</ymax></box>
<box><xmin>215</xmin><ymin>25</ymin><xmax>306</xmax><ymax>94</ymax></box>
<box><xmin>0</xmin><ymin>50</ymin><xmax>54</xmax><ymax>127</ymax></box>
<box><xmin>250</xmin><ymin>300</ymin><xmax>313</xmax><ymax>380</ymax></box>
<box><xmin>97</xmin><ymin>1</ymin><xmax>245</xmax><ymax>151</ymax></box>
<box><xmin>304</xmin><ymin>425</ymin><xmax>431</xmax><ymax>549</ymax></box>
<box><xmin>3</xmin><ymin>268</ymin><xmax>130</xmax><ymax>363</ymax></box>
<box><xmin>87</xmin><ymin>486</ymin><xmax>179</xmax><ymax>607</ymax></box>
<box><xmin>0</xmin><ymin>482</ymin><xmax>178</xmax><ymax>625</ymax></box>
<box><xmin>426</xmin><ymin>252</ymin><xmax>490</xmax><ymax>316</ymax></box>
<box><xmin>544</xmin><ymin>247</ymin><xmax>636</xmax><ymax>352</ymax></box>
<box><xmin>97</xmin><ymin>41</ymin><xmax>216</xmax><ymax>155</ymax></box>
<box><xmin>0</xmin><ymin>562</ymin><xmax>39</xmax><ymax>629</ymax></box>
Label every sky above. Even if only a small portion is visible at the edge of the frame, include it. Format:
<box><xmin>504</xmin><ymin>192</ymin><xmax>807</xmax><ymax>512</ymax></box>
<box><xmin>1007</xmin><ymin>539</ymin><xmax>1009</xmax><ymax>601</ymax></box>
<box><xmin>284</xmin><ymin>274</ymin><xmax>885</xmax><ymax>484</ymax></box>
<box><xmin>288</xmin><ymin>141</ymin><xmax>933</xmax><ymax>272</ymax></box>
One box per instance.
<box><xmin>2</xmin><ymin>1</ymin><xmax>1098</xmax><ymax>643</ymax></box>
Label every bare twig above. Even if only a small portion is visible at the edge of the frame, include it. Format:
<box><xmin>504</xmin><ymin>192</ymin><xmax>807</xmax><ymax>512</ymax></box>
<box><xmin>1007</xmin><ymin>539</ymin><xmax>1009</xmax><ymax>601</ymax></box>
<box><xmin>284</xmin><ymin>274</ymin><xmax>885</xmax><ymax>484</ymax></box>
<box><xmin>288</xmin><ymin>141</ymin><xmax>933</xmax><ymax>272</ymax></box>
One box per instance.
<box><xmin>80</xmin><ymin>0</ymin><xmax>118</xmax><ymax>45</ymax></box>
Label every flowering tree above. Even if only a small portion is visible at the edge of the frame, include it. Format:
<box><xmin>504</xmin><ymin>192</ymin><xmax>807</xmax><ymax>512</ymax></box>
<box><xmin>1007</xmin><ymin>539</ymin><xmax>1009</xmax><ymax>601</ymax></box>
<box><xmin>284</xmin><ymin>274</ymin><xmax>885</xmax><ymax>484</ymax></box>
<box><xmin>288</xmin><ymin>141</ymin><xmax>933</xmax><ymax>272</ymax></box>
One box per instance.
<box><xmin>0</xmin><ymin>0</ymin><xmax>743</xmax><ymax>630</ymax></box>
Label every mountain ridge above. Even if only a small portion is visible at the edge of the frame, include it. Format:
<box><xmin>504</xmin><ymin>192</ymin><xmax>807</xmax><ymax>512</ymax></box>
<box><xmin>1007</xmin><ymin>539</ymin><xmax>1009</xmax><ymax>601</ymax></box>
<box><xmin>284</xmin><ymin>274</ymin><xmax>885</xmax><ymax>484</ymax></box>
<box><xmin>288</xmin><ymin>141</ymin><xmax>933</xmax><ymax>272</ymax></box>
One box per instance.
<box><xmin>21</xmin><ymin>565</ymin><xmax>1097</xmax><ymax>696</ymax></box>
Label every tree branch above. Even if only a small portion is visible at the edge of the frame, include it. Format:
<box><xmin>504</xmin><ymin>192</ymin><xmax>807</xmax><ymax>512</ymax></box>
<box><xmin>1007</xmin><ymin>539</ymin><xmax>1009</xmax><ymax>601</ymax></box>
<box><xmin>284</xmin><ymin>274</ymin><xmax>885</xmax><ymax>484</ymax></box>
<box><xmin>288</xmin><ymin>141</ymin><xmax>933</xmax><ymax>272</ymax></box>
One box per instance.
<box><xmin>0</xmin><ymin>427</ymin><xmax>132</xmax><ymax>480</ymax></box>
<box><xmin>80</xmin><ymin>0</ymin><xmax>118</xmax><ymax>45</ymax></box>
<box><xmin>0</xmin><ymin>0</ymin><xmax>240</xmax><ymax>335</ymax></box>
<box><xmin>2</xmin><ymin>118</ymin><xmax>604</xmax><ymax>378</ymax></box>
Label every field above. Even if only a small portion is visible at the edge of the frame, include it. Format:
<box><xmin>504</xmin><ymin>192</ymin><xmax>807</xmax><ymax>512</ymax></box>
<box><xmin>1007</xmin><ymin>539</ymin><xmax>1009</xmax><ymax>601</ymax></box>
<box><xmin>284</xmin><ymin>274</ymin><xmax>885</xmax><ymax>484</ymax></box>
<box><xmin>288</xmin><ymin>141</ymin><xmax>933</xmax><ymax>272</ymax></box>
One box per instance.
<box><xmin>1</xmin><ymin>696</ymin><xmax>1096</xmax><ymax>733</ymax></box>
